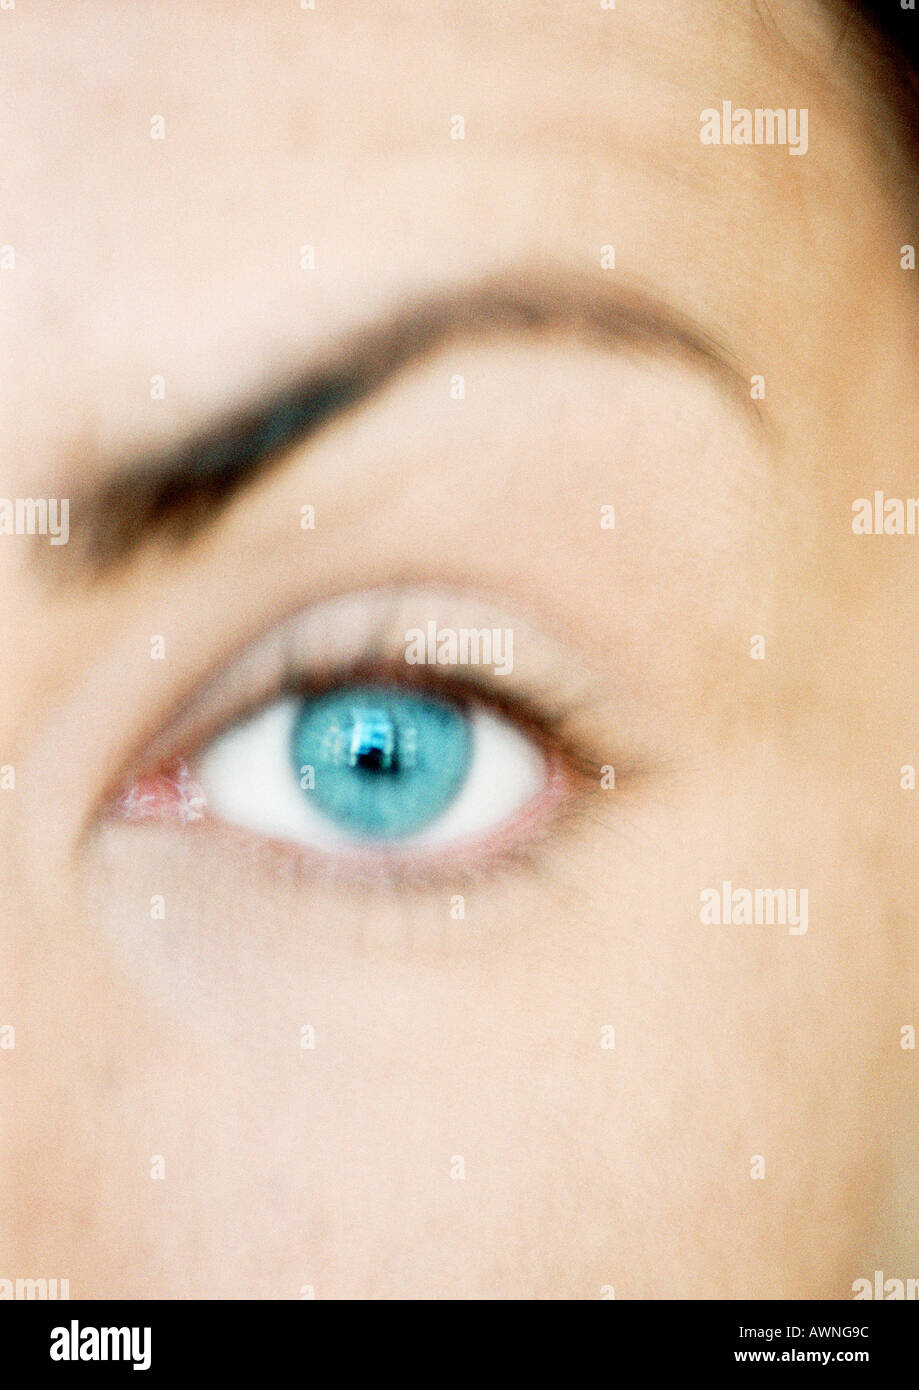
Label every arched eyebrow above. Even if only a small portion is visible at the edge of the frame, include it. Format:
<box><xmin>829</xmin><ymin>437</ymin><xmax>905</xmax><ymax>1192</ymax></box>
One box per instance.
<box><xmin>57</xmin><ymin>268</ymin><xmax>760</xmax><ymax>577</ymax></box>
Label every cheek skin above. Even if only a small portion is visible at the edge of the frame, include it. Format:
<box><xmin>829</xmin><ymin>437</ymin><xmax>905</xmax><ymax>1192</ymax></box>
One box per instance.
<box><xmin>11</xmin><ymin>686</ymin><xmax>898</xmax><ymax>1300</ymax></box>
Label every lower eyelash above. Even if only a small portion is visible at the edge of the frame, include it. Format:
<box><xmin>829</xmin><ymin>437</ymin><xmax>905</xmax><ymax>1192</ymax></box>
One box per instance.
<box><xmin>111</xmin><ymin>749</ymin><xmax>574</xmax><ymax>889</ymax></box>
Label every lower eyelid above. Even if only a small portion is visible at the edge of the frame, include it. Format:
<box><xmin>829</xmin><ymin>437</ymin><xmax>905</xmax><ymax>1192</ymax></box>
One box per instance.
<box><xmin>109</xmin><ymin>751</ymin><xmax>572</xmax><ymax>884</ymax></box>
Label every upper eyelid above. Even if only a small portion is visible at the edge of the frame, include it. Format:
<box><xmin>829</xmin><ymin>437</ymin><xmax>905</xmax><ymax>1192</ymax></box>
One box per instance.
<box><xmin>103</xmin><ymin>586</ymin><xmax>612</xmax><ymax>799</ymax></box>
<box><xmin>241</xmin><ymin>661</ymin><xmax>579</xmax><ymax>766</ymax></box>
<box><xmin>122</xmin><ymin>648</ymin><xmax>592</xmax><ymax>794</ymax></box>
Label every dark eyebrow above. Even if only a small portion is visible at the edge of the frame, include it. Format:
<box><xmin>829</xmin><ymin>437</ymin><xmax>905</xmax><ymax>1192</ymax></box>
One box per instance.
<box><xmin>59</xmin><ymin>268</ymin><xmax>759</xmax><ymax>576</ymax></box>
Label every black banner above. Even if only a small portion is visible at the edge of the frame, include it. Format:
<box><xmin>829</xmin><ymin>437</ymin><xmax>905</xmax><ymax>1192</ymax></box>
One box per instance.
<box><xmin>0</xmin><ymin>1299</ymin><xmax>913</xmax><ymax>1377</ymax></box>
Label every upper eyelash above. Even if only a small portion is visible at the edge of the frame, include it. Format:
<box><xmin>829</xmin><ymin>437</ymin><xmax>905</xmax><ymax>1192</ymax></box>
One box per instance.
<box><xmin>272</xmin><ymin>654</ymin><xmax>601</xmax><ymax>782</ymax></box>
<box><xmin>151</xmin><ymin>650</ymin><xmax>599</xmax><ymax>796</ymax></box>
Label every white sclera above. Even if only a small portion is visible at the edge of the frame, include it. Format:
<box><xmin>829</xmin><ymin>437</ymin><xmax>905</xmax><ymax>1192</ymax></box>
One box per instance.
<box><xmin>195</xmin><ymin>694</ymin><xmax>548</xmax><ymax>851</ymax></box>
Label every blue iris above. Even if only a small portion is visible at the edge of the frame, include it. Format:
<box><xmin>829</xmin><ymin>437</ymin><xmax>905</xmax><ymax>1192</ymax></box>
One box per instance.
<box><xmin>290</xmin><ymin>685</ymin><xmax>472</xmax><ymax>839</ymax></box>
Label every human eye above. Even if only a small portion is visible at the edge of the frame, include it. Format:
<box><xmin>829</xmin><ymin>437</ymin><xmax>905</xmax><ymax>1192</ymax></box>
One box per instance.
<box><xmin>107</xmin><ymin>587</ymin><xmax>603</xmax><ymax>885</ymax></box>
<box><xmin>194</xmin><ymin>683</ymin><xmax>552</xmax><ymax>855</ymax></box>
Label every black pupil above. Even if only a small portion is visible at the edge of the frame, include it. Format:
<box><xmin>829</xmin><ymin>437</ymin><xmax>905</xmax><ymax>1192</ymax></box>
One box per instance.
<box><xmin>349</xmin><ymin>712</ymin><xmax>400</xmax><ymax>776</ymax></box>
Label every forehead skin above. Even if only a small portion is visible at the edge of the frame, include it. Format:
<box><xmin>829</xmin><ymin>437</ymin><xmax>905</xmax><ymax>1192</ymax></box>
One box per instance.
<box><xmin>0</xmin><ymin>0</ymin><xmax>912</xmax><ymax>474</ymax></box>
<box><xmin>2</xmin><ymin>0</ymin><xmax>919</xmax><ymax>1300</ymax></box>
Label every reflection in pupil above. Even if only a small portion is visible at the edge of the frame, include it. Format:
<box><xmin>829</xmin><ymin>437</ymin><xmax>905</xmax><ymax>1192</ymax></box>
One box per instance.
<box><xmin>348</xmin><ymin>711</ymin><xmax>400</xmax><ymax>776</ymax></box>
